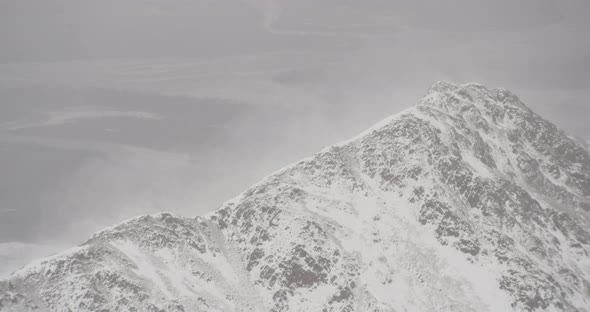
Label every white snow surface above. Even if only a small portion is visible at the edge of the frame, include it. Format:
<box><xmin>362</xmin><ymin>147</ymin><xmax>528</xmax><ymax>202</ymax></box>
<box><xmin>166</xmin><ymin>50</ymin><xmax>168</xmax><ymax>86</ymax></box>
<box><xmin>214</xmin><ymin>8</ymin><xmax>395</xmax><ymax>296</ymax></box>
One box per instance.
<box><xmin>1</xmin><ymin>82</ymin><xmax>590</xmax><ymax>312</ymax></box>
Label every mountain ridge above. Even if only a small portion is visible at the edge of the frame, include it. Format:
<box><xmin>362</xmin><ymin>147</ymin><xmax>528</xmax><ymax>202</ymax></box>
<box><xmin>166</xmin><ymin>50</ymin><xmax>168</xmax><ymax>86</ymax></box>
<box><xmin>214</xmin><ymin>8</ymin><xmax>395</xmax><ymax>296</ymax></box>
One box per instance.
<box><xmin>2</xmin><ymin>82</ymin><xmax>589</xmax><ymax>312</ymax></box>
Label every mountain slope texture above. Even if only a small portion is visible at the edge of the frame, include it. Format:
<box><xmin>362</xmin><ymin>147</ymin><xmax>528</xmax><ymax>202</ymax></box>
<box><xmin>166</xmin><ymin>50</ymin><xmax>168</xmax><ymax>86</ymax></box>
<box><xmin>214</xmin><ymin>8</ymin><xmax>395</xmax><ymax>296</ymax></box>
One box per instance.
<box><xmin>1</xmin><ymin>82</ymin><xmax>589</xmax><ymax>312</ymax></box>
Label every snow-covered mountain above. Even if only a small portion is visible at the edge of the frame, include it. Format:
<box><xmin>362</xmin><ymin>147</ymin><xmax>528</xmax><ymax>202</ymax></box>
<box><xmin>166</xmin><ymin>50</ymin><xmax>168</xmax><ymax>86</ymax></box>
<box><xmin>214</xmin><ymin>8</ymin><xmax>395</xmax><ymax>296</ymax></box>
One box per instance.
<box><xmin>2</xmin><ymin>82</ymin><xmax>589</xmax><ymax>312</ymax></box>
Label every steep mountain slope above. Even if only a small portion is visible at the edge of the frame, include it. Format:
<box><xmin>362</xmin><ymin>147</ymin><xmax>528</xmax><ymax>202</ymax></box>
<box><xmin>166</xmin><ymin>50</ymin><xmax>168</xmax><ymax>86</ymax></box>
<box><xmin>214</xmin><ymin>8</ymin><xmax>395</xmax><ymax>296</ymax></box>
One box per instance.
<box><xmin>2</xmin><ymin>82</ymin><xmax>589</xmax><ymax>312</ymax></box>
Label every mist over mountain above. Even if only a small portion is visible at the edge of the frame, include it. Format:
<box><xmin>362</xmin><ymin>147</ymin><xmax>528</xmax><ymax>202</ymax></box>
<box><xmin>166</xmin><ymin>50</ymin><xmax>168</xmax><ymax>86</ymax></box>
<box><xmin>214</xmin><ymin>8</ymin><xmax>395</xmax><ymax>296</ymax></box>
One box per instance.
<box><xmin>2</xmin><ymin>82</ymin><xmax>589</xmax><ymax>312</ymax></box>
<box><xmin>2</xmin><ymin>0</ymin><xmax>590</xmax><ymax>280</ymax></box>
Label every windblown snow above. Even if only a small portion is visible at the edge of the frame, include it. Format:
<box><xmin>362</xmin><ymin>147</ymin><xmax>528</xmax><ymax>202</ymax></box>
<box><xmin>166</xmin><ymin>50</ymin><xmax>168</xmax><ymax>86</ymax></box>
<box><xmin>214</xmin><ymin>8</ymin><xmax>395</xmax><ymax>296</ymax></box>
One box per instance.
<box><xmin>1</xmin><ymin>82</ymin><xmax>589</xmax><ymax>312</ymax></box>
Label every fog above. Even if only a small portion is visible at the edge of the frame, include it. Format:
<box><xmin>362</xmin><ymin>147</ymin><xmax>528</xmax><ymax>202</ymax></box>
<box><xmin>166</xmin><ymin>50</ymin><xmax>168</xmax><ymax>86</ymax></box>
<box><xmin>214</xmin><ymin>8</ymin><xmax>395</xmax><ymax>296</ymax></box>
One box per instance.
<box><xmin>0</xmin><ymin>0</ymin><xmax>589</xmax><ymax>276</ymax></box>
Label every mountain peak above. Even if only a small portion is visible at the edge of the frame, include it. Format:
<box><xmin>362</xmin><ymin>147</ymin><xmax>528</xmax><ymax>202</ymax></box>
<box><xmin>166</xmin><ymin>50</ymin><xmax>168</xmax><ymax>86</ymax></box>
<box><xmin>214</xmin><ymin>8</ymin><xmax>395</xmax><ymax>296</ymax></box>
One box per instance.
<box><xmin>418</xmin><ymin>81</ymin><xmax>527</xmax><ymax>114</ymax></box>
<box><xmin>2</xmin><ymin>83</ymin><xmax>589</xmax><ymax>312</ymax></box>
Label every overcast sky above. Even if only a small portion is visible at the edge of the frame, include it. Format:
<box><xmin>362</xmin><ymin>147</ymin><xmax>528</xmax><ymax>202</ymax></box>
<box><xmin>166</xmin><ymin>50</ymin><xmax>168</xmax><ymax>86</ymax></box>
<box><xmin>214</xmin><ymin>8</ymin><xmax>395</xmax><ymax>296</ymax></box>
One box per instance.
<box><xmin>0</xmin><ymin>0</ymin><xmax>589</xmax><ymax>276</ymax></box>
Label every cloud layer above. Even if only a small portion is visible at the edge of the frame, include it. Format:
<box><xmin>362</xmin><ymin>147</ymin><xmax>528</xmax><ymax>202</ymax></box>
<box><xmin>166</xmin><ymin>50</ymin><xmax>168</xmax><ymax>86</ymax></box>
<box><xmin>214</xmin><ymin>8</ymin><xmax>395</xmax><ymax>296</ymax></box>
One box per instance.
<box><xmin>0</xmin><ymin>0</ymin><xmax>589</xmax><ymax>273</ymax></box>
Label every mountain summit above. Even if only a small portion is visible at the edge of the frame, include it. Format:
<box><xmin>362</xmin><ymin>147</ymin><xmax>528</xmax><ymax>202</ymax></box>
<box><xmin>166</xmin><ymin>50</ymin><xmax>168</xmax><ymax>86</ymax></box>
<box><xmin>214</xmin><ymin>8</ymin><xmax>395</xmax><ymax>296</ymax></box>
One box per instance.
<box><xmin>2</xmin><ymin>83</ymin><xmax>589</xmax><ymax>312</ymax></box>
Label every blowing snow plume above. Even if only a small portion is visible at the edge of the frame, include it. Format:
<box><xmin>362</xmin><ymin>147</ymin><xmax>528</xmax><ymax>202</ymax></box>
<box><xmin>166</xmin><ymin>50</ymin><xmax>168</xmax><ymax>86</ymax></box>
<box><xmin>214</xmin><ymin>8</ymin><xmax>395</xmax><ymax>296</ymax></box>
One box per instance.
<box><xmin>1</xmin><ymin>82</ymin><xmax>589</xmax><ymax>312</ymax></box>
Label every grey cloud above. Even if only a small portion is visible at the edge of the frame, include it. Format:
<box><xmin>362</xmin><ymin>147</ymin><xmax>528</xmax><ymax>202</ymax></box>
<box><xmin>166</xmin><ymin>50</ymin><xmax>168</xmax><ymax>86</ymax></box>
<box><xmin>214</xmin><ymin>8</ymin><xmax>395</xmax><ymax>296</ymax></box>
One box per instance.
<box><xmin>0</xmin><ymin>0</ymin><xmax>589</xmax><ymax>272</ymax></box>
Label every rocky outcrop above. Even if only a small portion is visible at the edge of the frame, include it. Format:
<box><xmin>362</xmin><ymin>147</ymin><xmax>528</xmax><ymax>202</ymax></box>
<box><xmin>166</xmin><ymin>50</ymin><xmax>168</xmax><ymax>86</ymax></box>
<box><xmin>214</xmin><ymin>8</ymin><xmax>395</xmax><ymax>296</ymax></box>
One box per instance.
<box><xmin>2</xmin><ymin>82</ymin><xmax>589</xmax><ymax>312</ymax></box>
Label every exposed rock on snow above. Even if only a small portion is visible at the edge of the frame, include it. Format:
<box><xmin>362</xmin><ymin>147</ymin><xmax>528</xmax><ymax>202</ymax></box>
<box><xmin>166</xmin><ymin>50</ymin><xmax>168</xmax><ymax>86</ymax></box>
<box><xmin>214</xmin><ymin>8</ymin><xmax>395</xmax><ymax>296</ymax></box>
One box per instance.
<box><xmin>2</xmin><ymin>82</ymin><xmax>589</xmax><ymax>312</ymax></box>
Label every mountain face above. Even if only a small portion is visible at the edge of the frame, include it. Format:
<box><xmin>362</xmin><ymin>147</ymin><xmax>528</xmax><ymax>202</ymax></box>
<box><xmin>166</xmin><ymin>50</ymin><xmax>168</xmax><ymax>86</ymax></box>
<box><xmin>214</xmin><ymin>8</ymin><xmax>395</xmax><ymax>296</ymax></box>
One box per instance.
<box><xmin>2</xmin><ymin>82</ymin><xmax>590</xmax><ymax>312</ymax></box>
